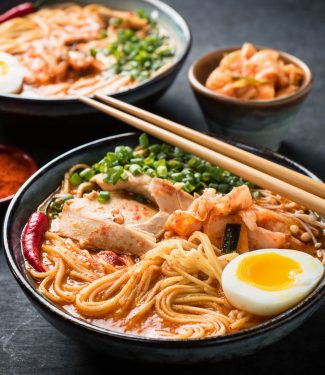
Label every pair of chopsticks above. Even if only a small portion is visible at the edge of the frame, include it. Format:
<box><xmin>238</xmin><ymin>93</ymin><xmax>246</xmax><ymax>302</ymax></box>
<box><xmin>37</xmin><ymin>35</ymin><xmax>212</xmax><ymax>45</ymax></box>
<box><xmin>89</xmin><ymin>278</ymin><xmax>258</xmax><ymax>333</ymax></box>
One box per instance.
<box><xmin>79</xmin><ymin>94</ymin><xmax>325</xmax><ymax>215</ymax></box>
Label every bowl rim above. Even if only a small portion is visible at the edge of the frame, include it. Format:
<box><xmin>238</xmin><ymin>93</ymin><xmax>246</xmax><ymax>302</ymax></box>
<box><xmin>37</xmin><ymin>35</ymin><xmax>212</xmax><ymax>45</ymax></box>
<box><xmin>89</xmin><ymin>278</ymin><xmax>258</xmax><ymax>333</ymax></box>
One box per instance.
<box><xmin>188</xmin><ymin>45</ymin><xmax>313</xmax><ymax>108</ymax></box>
<box><xmin>0</xmin><ymin>0</ymin><xmax>192</xmax><ymax>103</ymax></box>
<box><xmin>3</xmin><ymin>132</ymin><xmax>325</xmax><ymax>348</ymax></box>
<box><xmin>0</xmin><ymin>144</ymin><xmax>38</xmax><ymax>204</ymax></box>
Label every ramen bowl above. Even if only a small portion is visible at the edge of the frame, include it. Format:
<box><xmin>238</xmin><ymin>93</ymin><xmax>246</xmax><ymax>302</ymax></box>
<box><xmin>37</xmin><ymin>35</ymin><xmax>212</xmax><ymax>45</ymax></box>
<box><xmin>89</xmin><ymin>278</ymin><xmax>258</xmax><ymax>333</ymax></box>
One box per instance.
<box><xmin>3</xmin><ymin>132</ymin><xmax>325</xmax><ymax>364</ymax></box>
<box><xmin>0</xmin><ymin>0</ymin><xmax>191</xmax><ymax>116</ymax></box>
<box><xmin>189</xmin><ymin>46</ymin><xmax>313</xmax><ymax>150</ymax></box>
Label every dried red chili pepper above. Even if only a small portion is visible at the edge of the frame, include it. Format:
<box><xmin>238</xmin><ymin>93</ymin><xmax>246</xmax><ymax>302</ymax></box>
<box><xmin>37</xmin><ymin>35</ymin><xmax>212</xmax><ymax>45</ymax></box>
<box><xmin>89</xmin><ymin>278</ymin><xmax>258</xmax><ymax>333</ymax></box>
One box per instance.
<box><xmin>0</xmin><ymin>1</ymin><xmax>44</xmax><ymax>24</ymax></box>
<box><xmin>22</xmin><ymin>212</ymin><xmax>48</xmax><ymax>272</ymax></box>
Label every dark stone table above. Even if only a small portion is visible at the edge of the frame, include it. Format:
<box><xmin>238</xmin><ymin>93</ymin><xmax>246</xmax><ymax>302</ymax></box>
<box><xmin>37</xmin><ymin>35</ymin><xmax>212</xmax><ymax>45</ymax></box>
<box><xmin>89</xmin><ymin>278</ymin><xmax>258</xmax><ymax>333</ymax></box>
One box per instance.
<box><xmin>0</xmin><ymin>0</ymin><xmax>324</xmax><ymax>373</ymax></box>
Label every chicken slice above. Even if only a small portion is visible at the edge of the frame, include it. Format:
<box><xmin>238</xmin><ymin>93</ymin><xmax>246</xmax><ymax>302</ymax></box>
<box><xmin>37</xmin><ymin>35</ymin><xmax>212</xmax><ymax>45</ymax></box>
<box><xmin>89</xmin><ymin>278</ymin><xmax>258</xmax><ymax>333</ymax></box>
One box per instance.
<box><xmin>92</xmin><ymin>174</ymin><xmax>194</xmax><ymax>212</ymax></box>
<box><xmin>85</xmin><ymin>222</ymin><xmax>155</xmax><ymax>255</ymax></box>
<box><xmin>57</xmin><ymin>192</ymin><xmax>157</xmax><ymax>255</ymax></box>
<box><xmin>148</xmin><ymin>178</ymin><xmax>194</xmax><ymax>213</ymax></box>
<box><xmin>61</xmin><ymin>192</ymin><xmax>156</xmax><ymax>225</ymax></box>
<box><xmin>91</xmin><ymin>173</ymin><xmax>153</xmax><ymax>201</ymax></box>
<box><xmin>57</xmin><ymin>176</ymin><xmax>194</xmax><ymax>254</ymax></box>
<box><xmin>128</xmin><ymin>211</ymin><xmax>170</xmax><ymax>239</ymax></box>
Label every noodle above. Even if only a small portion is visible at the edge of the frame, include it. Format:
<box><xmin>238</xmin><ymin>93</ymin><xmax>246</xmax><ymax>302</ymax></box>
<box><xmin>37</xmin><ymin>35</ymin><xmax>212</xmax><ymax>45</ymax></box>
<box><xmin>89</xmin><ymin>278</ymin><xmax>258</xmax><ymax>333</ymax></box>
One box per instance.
<box><xmin>31</xmin><ymin>231</ymin><xmax>258</xmax><ymax>338</ymax></box>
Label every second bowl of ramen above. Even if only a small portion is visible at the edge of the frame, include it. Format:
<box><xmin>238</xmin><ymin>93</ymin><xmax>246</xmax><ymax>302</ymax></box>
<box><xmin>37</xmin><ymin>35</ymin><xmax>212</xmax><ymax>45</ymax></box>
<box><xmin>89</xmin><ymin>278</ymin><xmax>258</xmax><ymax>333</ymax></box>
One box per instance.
<box><xmin>189</xmin><ymin>44</ymin><xmax>313</xmax><ymax>150</ymax></box>
<box><xmin>0</xmin><ymin>0</ymin><xmax>191</xmax><ymax>115</ymax></box>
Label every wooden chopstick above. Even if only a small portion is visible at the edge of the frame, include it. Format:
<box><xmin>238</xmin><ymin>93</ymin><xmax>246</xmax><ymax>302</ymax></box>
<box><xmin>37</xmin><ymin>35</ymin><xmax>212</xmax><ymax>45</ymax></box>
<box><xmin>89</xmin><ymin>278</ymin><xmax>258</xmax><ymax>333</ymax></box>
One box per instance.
<box><xmin>94</xmin><ymin>92</ymin><xmax>325</xmax><ymax>199</ymax></box>
<box><xmin>79</xmin><ymin>95</ymin><xmax>325</xmax><ymax>215</ymax></box>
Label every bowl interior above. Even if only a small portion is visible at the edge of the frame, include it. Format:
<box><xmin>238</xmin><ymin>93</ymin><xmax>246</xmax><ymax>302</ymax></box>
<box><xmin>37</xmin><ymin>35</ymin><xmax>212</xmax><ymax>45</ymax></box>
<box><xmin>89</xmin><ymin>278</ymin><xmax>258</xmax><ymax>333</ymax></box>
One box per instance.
<box><xmin>3</xmin><ymin>132</ymin><xmax>325</xmax><ymax>344</ymax></box>
<box><xmin>190</xmin><ymin>45</ymin><xmax>312</xmax><ymax>105</ymax></box>
<box><xmin>0</xmin><ymin>0</ymin><xmax>191</xmax><ymax>103</ymax></box>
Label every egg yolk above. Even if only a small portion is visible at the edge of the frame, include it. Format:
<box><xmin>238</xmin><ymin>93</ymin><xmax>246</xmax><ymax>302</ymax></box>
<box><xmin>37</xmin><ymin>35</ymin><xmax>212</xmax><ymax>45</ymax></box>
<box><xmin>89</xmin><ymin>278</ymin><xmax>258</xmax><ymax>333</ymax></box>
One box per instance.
<box><xmin>237</xmin><ymin>252</ymin><xmax>303</xmax><ymax>291</ymax></box>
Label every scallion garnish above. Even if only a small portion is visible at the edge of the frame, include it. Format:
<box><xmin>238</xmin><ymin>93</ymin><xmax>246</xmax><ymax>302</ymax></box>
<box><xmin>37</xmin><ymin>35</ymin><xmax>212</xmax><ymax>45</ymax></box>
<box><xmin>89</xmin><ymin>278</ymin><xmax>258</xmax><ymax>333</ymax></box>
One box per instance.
<box><xmin>69</xmin><ymin>173</ymin><xmax>82</xmax><ymax>186</ymax></box>
<box><xmin>91</xmin><ymin>134</ymin><xmax>256</xmax><ymax>195</ymax></box>
<box><xmin>98</xmin><ymin>191</ymin><xmax>111</xmax><ymax>203</ymax></box>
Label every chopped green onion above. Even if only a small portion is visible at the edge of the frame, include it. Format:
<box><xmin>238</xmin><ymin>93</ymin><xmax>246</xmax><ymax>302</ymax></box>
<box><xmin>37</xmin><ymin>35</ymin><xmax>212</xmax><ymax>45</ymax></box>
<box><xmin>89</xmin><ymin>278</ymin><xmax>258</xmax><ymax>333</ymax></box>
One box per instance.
<box><xmin>146</xmin><ymin>168</ymin><xmax>156</xmax><ymax>177</ymax></box>
<box><xmin>120</xmin><ymin>171</ymin><xmax>129</xmax><ymax>181</ymax></box>
<box><xmin>90</xmin><ymin>48</ymin><xmax>97</xmax><ymax>58</ymax></box>
<box><xmin>130</xmin><ymin>157</ymin><xmax>143</xmax><ymax>165</ymax></box>
<box><xmin>137</xmin><ymin>8</ymin><xmax>148</xmax><ymax>19</ymax></box>
<box><xmin>98</xmin><ymin>191</ymin><xmax>111</xmax><ymax>203</ymax></box>
<box><xmin>217</xmin><ymin>184</ymin><xmax>230</xmax><ymax>193</ymax></box>
<box><xmin>183</xmin><ymin>181</ymin><xmax>196</xmax><ymax>193</ymax></box>
<box><xmin>157</xmin><ymin>165</ymin><xmax>168</xmax><ymax>178</ymax></box>
<box><xmin>47</xmin><ymin>194</ymin><xmax>74</xmax><ymax>218</ymax></box>
<box><xmin>90</xmin><ymin>133</ymin><xmax>255</xmax><ymax>195</ymax></box>
<box><xmin>100</xmin><ymin>29</ymin><xmax>108</xmax><ymax>38</ymax></box>
<box><xmin>129</xmin><ymin>164</ymin><xmax>142</xmax><ymax>175</ymax></box>
<box><xmin>201</xmin><ymin>172</ymin><xmax>211</xmax><ymax>182</ymax></box>
<box><xmin>139</xmin><ymin>133</ymin><xmax>149</xmax><ymax>149</ymax></box>
<box><xmin>69</xmin><ymin>173</ymin><xmax>82</xmax><ymax>186</ymax></box>
<box><xmin>80</xmin><ymin>168</ymin><xmax>95</xmax><ymax>181</ymax></box>
<box><xmin>111</xmin><ymin>166</ymin><xmax>124</xmax><ymax>185</ymax></box>
<box><xmin>148</xmin><ymin>144</ymin><xmax>161</xmax><ymax>154</ymax></box>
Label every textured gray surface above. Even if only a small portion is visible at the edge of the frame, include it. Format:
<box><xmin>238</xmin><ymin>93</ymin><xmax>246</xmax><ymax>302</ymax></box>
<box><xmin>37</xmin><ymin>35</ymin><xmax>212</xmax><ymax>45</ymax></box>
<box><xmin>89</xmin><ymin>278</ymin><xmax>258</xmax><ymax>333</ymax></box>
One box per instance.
<box><xmin>0</xmin><ymin>0</ymin><xmax>325</xmax><ymax>373</ymax></box>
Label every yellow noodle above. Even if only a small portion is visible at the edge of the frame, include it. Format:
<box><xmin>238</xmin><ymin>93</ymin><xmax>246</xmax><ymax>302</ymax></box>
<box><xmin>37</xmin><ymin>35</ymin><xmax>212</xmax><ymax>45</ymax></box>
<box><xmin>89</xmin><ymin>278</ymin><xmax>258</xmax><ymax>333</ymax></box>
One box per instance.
<box><xmin>31</xmin><ymin>231</ymin><xmax>256</xmax><ymax>337</ymax></box>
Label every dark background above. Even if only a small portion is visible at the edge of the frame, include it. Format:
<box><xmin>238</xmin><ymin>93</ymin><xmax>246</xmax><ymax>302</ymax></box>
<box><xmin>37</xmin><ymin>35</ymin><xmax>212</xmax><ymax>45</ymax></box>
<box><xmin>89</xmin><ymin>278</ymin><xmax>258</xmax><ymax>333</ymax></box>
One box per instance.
<box><xmin>0</xmin><ymin>0</ymin><xmax>324</xmax><ymax>373</ymax></box>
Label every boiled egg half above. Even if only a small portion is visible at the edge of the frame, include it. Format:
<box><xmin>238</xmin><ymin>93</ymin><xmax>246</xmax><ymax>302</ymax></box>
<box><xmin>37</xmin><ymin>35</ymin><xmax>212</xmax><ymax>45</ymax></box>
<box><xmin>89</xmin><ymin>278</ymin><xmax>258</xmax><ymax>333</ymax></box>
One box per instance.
<box><xmin>222</xmin><ymin>249</ymin><xmax>324</xmax><ymax>316</ymax></box>
<box><xmin>0</xmin><ymin>52</ymin><xmax>24</xmax><ymax>94</ymax></box>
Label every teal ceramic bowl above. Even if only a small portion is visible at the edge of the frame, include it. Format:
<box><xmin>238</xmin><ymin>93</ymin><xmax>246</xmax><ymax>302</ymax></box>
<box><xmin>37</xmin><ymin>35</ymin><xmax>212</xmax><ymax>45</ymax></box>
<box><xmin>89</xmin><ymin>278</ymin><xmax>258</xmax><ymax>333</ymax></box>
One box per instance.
<box><xmin>189</xmin><ymin>46</ymin><xmax>313</xmax><ymax>150</ymax></box>
<box><xmin>3</xmin><ymin>132</ymin><xmax>325</xmax><ymax>364</ymax></box>
<box><xmin>0</xmin><ymin>0</ymin><xmax>191</xmax><ymax>116</ymax></box>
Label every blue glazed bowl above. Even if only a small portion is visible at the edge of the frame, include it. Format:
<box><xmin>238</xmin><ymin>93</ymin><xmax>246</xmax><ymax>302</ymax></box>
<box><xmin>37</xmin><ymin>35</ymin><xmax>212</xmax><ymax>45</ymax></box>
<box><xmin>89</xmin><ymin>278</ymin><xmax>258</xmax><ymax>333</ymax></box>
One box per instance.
<box><xmin>189</xmin><ymin>46</ymin><xmax>313</xmax><ymax>150</ymax></box>
<box><xmin>0</xmin><ymin>0</ymin><xmax>191</xmax><ymax>116</ymax></box>
<box><xmin>3</xmin><ymin>133</ymin><xmax>324</xmax><ymax>363</ymax></box>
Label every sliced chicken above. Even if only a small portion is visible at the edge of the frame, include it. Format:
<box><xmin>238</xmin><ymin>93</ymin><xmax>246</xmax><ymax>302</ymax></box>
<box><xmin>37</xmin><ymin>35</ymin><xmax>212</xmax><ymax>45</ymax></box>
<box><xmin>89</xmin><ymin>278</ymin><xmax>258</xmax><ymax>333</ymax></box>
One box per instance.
<box><xmin>57</xmin><ymin>192</ymin><xmax>156</xmax><ymax>255</ymax></box>
<box><xmin>128</xmin><ymin>211</ymin><xmax>170</xmax><ymax>238</ymax></box>
<box><xmin>91</xmin><ymin>174</ymin><xmax>194</xmax><ymax>212</ymax></box>
<box><xmin>61</xmin><ymin>192</ymin><xmax>156</xmax><ymax>225</ymax></box>
<box><xmin>91</xmin><ymin>173</ymin><xmax>153</xmax><ymax>201</ymax></box>
<box><xmin>85</xmin><ymin>222</ymin><xmax>155</xmax><ymax>255</ymax></box>
<box><xmin>57</xmin><ymin>177</ymin><xmax>194</xmax><ymax>255</ymax></box>
<box><xmin>148</xmin><ymin>178</ymin><xmax>194</xmax><ymax>213</ymax></box>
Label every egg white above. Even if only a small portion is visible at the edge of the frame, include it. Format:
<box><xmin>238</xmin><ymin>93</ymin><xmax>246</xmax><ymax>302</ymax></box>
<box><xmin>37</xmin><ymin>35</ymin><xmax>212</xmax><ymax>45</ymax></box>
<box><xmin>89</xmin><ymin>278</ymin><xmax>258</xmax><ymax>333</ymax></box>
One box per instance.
<box><xmin>221</xmin><ymin>249</ymin><xmax>324</xmax><ymax>316</ymax></box>
<box><xmin>0</xmin><ymin>52</ymin><xmax>24</xmax><ymax>94</ymax></box>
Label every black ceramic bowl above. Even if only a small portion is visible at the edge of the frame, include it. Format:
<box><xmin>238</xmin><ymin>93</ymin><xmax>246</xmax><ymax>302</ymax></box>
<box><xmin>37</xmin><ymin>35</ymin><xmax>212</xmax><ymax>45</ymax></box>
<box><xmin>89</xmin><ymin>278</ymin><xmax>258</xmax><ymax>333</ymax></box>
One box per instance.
<box><xmin>0</xmin><ymin>0</ymin><xmax>191</xmax><ymax>116</ymax></box>
<box><xmin>3</xmin><ymin>133</ymin><xmax>325</xmax><ymax>363</ymax></box>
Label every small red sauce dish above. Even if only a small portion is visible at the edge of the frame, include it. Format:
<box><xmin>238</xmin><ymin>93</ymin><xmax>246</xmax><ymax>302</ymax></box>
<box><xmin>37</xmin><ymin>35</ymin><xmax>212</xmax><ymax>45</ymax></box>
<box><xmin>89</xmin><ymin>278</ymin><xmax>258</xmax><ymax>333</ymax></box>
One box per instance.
<box><xmin>0</xmin><ymin>144</ymin><xmax>38</xmax><ymax>204</ymax></box>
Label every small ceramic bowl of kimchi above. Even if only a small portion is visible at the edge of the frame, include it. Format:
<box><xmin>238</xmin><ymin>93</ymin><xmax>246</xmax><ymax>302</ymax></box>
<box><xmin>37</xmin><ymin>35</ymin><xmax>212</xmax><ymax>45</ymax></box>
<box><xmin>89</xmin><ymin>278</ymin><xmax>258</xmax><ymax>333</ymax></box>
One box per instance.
<box><xmin>188</xmin><ymin>43</ymin><xmax>313</xmax><ymax>150</ymax></box>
